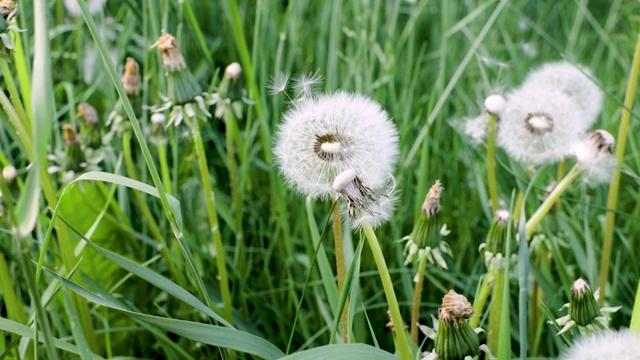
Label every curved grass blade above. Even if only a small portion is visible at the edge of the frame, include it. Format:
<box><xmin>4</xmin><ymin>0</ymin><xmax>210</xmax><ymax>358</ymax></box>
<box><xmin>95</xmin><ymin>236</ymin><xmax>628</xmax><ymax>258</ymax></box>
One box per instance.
<box><xmin>279</xmin><ymin>344</ymin><xmax>396</xmax><ymax>360</ymax></box>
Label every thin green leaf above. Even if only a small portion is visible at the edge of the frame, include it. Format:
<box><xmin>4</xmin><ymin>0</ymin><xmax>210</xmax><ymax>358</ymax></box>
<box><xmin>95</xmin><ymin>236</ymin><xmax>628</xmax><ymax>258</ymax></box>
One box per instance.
<box><xmin>280</xmin><ymin>344</ymin><xmax>396</xmax><ymax>360</ymax></box>
<box><xmin>13</xmin><ymin>168</ymin><xmax>39</xmax><ymax>237</ymax></box>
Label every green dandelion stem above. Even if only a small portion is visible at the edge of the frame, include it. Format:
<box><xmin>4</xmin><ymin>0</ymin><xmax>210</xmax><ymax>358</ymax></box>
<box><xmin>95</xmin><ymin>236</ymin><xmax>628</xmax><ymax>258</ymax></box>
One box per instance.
<box><xmin>599</xmin><ymin>32</ymin><xmax>640</xmax><ymax>306</ymax></box>
<box><xmin>411</xmin><ymin>256</ymin><xmax>428</xmax><ymax>343</ymax></box>
<box><xmin>525</xmin><ymin>164</ymin><xmax>582</xmax><ymax>236</ymax></box>
<box><xmin>362</xmin><ymin>221</ymin><xmax>412</xmax><ymax>360</ymax></box>
<box><xmin>189</xmin><ymin>118</ymin><xmax>234</xmax><ymax>324</ymax></box>
<box><xmin>487</xmin><ymin>112</ymin><xmax>499</xmax><ymax>211</ymax></box>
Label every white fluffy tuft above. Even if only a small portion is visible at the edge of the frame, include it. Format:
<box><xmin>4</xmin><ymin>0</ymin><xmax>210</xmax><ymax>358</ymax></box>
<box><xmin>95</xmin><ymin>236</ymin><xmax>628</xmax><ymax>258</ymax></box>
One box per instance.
<box><xmin>274</xmin><ymin>91</ymin><xmax>399</xmax><ymax>199</ymax></box>
<box><xmin>522</xmin><ymin>61</ymin><xmax>603</xmax><ymax>128</ymax></box>
<box><xmin>497</xmin><ymin>85</ymin><xmax>586</xmax><ymax>164</ymax></box>
<box><xmin>561</xmin><ymin>329</ymin><xmax>640</xmax><ymax>360</ymax></box>
<box><xmin>484</xmin><ymin>94</ymin><xmax>506</xmax><ymax>114</ymax></box>
<box><xmin>571</xmin><ymin>130</ymin><xmax>616</xmax><ymax>184</ymax></box>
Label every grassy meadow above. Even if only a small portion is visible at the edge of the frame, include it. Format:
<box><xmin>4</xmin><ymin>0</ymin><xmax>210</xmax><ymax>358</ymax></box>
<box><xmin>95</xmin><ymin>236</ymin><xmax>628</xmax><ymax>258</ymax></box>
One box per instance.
<box><xmin>1</xmin><ymin>0</ymin><xmax>640</xmax><ymax>358</ymax></box>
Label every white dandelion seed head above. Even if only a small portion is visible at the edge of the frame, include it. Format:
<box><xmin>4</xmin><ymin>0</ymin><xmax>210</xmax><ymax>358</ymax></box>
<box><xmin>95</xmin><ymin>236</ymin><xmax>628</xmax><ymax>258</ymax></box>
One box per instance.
<box><xmin>267</xmin><ymin>72</ymin><xmax>290</xmax><ymax>95</ymax></box>
<box><xmin>349</xmin><ymin>183</ymin><xmax>397</xmax><ymax>230</ymax></box>
<box><xmin>293</xmin><ymin>71</ymin><xmax>323</xmax><ymax>99</ymax></box>
<box><xmin>332</xmin><ymin>168</ymin><xmax>357</xmax><ymax>192</ymax></box>
<box><xmin>497</xmin><ymin>85</ymin><xmax>585</xmax><ymax>164</ymax></box>
<box><xmin>484</xmin><ymin>94</ymin><xmax>506</xmax><ymax>114</ymax></box>
<box><xmin>561</xmin><ymin>329</ymin><xmax>640</xmax><ymax>360</ymax></box>
<box><xmin>274</xmin><ymin>91</ymin><xmax>399</xmax><ymax>198</ymax></box>
<box><xmin>571</xmin><ymin>130</ymin><xmax>616</xmax><ymax>184</ymax></box>
<box><xmin>523</xmin><ymin>61</ymin><xmax>603</xmax><ymax>127</ymax></box>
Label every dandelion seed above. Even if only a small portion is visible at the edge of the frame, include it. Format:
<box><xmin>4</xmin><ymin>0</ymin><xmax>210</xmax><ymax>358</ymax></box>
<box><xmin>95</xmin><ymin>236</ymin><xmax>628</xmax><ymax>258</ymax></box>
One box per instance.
<box><xmin>274</xmin><ymin>91</ymin><xmax>399</xmax><ymax>199</ymax></box>
<box><xmin>497</xmin><ymin>85</ymin><xmax>585</xmax><ymax>164</ymax></box>
<box><xmin>522</xmin><ymin>61</ymin><xmax>603</xmax><ymax>127</ymax></box>
<box><xmin>560</xmin><ymin>329</ymin><xmax>640</xmax><ymax>360</ymax></box>
<box><xmin>267</xmin><ymin>72</ymin><xmax>290</xmax><ymax>95</ymax></box>
<box><xmin>293</xmin><ymin>71</ymin><xmax>323</xmax><ymax>99</ymax></box>
<box><xmin>571</xmin><ymin>130</ymin><xmax>616</xmax><ymax>184</ymax></box>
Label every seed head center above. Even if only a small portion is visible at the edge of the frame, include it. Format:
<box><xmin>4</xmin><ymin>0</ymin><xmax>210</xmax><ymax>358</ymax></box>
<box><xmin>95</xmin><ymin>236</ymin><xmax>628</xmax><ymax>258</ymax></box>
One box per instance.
<box><xmin>314</xmin><ymin>133</ymin><xmax>348</xmax><ymax>161</ymax></box>
<box><xmin>525</xmin><ymin>112</ymin><xmax>554</xmax><ymax>135</ymax></box>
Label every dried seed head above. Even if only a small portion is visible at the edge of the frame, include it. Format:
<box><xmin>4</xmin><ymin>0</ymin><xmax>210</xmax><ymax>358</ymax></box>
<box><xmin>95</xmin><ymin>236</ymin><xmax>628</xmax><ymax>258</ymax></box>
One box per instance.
<box><xmin>484</xmin><ymin>94</ymin><xmax>506</xmax><ymax>114</ymax></box>
<box><xmin>63</xmin><ymin>124</ymin><xmax>80</xmax><ymax>146</ymax></box>
<box><xmin>153</xmin><ymin>31</ymin><xmax>186</xmax><ymax>72</ymax></box>
<box><xmin>422</xmin><ymin>180</ymin><xmax>443</xmax><ymax>216</ymax></box>
<box><xmin>441</xmin><ymin>290</ymin><xmax>474</xmax><ymax>321</ymax></box>
<box><xmin>77</xmin><ymin>103</ymin><xmax>99</xmax><ymax>125</ymax></box>
<box><xmin>224</xmin><ymin>62</ymin><xmax>242</xmax><ymax>80</ymax></box>
<box><xmin>0</xmin><ymin>0</ymin><xmax>16</xmax><ymax>20</ymax></box>
<box><xmin>122</xmin><ymin>57</ymin><xmax>141</xmax><ymax>96</ymax></box>
<box><xmin>494</xmin><ymin>209</ymin><xmax>510</xmax><ymax>224</ymax></box>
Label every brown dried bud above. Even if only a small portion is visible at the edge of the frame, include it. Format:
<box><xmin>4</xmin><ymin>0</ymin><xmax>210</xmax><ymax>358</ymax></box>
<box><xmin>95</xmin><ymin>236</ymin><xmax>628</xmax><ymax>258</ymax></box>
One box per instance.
<box><xmin>77</xmin><ymin>103</ymin><xmax>99</xmax><ymax>125</ymax></box>
<box><xmin>441</xmin><ymin>290</ymin><xmax>474</xmax><ymax>322</ymax></box>
<box><xmin>63</xmin><ymin>124</ymin><xmax>80</xmax><ymax>146</ymax></box>
<box><xmin>152</xmin><ymin>31</ymin><xmax>186</xmax><ymax>72</ymax></box>
<box><xmin>422</xmin><ymin>180</ymin><xmax>443</xmax><ymax>215</ymax></box>
<box><xmin>122</xmin><ymin>57</ymin><xmax>141</xmax><ymax>96</ymax></box>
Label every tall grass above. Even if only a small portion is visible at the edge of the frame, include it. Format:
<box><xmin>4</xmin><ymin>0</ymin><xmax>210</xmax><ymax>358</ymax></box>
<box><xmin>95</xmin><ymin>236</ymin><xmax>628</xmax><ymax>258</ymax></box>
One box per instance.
<box><xmin>0</xmin><ymin>0</ymin><xmax>639</xmax><ymax>358</ymax></box>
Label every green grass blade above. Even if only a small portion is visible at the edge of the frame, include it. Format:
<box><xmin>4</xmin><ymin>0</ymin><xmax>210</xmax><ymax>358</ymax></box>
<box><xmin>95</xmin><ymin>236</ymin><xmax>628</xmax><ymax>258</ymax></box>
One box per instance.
<box><xmin>62</xmin><ymin>289</ymin><xmax>94</xmax><ymax>360</ymax></box>
<box><xmin>279</xmin><ymin>344</ymin><xmax>396</xmax><ymax>360</ymax></box>
<box><xmin>43</xmin><ymin>267</ymin><xmax>285</xmax><ymax>360</ymax></box>
<box><xmin>13</xmin><ymin>169</ymin><xmax>39</xmax><ymax>237</ymax></box>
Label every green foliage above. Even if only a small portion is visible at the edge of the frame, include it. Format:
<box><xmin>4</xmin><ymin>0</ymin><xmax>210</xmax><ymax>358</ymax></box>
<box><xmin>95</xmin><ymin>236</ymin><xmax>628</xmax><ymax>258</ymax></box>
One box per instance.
<box><xmin>0</xmin><ymin>0</ymin><xmax>639</xmax><ymax>359</ymax></box>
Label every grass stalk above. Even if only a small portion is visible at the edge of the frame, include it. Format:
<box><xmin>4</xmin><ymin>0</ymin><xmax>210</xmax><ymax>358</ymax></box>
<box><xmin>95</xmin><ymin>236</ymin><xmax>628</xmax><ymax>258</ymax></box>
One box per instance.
<box><xmin>410</xmin><ymin>256</ymin><xmax>427</xmax><ymax>343</ymax></box>
<box><xmin>188</xmin><ymin>117</ymin><xmax>233</xmax><ymax>324</ymax></box>
<box><xmin>598</xmin><ymin>32</ymin><xmax>640</xmax><ymax>306</ymax></box>
<box><xmin>361</xmin><ymin>222</ymin><xmax>412</xmax><ymax>360</ymax></box>
<box><xmin>157</xmin><ymin>142</ymin><xmax>172</xmax><ymax>195</ymax></box>
<box><xmin>486</xmin><ymin>264</ymin><xmax>503</xmax><ymax>355</ymax></box>
<box><xmin>0</xmin><ymin>58</ymin><xmax>29</xmax><ymax>134</ymax></box>
<box><xmin>470</xmin><ymin>271</ymin><xmax>492</xmax><ymax>328</ymax></box>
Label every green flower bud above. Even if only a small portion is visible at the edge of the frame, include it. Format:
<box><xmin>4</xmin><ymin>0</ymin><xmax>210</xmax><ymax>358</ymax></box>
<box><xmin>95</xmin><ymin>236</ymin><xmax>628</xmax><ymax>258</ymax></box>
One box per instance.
<box><xmin>153</xmin><ymin>32</ymin><xmax>202</xmax><ymax>105</ymax></box>
<box><xmin>486</xmin><ymin>209</ymin><xmax>510</xmax><ymax>255</ymax></box>
<box><xmin>414</xmin><ymin>180</ymin><xmax>443</xmax><ymax>248</ymax></box>
<box><xmin>434</xmin><ymin>291</ymin><xmax>479</xmax><ymax>360</ymax></box>
<box><xmin>569</xmin><ymin>278</ymin><xmax>601</xmax><ymax>326</ymax></box>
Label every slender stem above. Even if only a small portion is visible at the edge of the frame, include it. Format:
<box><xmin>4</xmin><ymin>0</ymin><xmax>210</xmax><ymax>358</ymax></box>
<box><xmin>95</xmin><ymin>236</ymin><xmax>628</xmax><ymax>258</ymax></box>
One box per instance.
<box><xmin>470</xmin><ymin>271</ymin><xmax>492</xmax><ymax>328</ymax></box>
<box><xmin>486</xmin><ymin>112</ymin><xmax>499</xmax><ymax>211</ymax></box>
<box><xmin>331</xmin><ymin>199</ymin><xmax>348</xmax><ymax>342</ymax></box>
<box><xmin>599</xmin><ymin>32</ymin><xmax>640</xmax><ymax>306</ymax></box>
<box><xmin>487</xmin><ymin>264</ymin><xmax>503</xmax><ymax>355</ymax></box>
<box><xmin>223</xmin><ymin>108</ymin><xmax>242</xmax><ymax>237</ymax></box>
<box><xmin>362</xmin><ymin>222</ymin><xmax>412</xmax><ymax>360</ymax></box>
<box><xmin>0</xmin><ymin>88</ymin><xmax>33</xmax><ymax>160</ymax></box>
<box><xmin>525</xmin><ymin>165</ymin><xmax>582</xmax><ymax>236</ymax></box>
<box><xmin>189</xmin><ymin>118</ymin><xmax>233</xmax><ymax>324</ymax></box>
<box><xmin>410</xmin><ymin>257</ymin><xmax>427</xmax><ymax>342</ymax></box>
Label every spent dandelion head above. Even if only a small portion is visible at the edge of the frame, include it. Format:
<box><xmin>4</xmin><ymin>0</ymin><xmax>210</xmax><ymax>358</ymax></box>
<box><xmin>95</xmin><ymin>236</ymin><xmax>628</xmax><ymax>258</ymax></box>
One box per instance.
<box><xmin>571</xmin><ymin>130</ymin><xmax>616</xmax><ymax>184</ymax></box>
<box><xmin>403</xmin><ymin>180</ymin><xmax>451</xmax><ymax>268</ymax></box>
<box><xmin>274</xmin><ymin>90</ymin><xmax>399</xmax><ymax>199</ymax></box>
<box><xmin>497</xmin><ymin>85</ymin><xmax>585</xmax><ymax>164</ymax></box>
<box><xmin>77</xmin><ymin>103</ymin><xmax>102</xmax><ymax>149</ymax></box>
<box><xmin>522</xmin><ymin>61</ymin><xmax>603</xmax><ymax>127</ymax></box>
<box><xmin>151</xmin><ymin>31</ymin><xmax>212</xmax><ymax>127</ymax></box>
<box><xmin>122</xmin><ymin>57</ymin><xmax>141</xmax><ymax>96</ymax></box>
<box><xmin>554</xmin><ymin>278</ymin><xmax>621</xmax><ymax>336</ymax></box>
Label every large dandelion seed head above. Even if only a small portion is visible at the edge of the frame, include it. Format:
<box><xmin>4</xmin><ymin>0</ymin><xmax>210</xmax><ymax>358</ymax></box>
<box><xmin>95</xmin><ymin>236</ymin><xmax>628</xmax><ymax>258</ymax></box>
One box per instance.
<box><xmin>522</xmin><ymin>61</ymin><xmax>603</xmax><ymax>127</ymax></box>
<box><xmin>571</xmin><ymin>129</ymin><xmax>616</xmax><ymax>184</ymax></box>
<box><xmin>274</xmin><ymin>91</ymin><xmax>399</xmax><ymax>199</ymax></box>
<box><xmin>497</xmin><ymin>85</ymin><xmax>585</xmax><ymax>164</ymax></box>
<box><xmin>561</xmin><ymin>329</ymin><xmax>640</xmax><ymax>360</ymax></box>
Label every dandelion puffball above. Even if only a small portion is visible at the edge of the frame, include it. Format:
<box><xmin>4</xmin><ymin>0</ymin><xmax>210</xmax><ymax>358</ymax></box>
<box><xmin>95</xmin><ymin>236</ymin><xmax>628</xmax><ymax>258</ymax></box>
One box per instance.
<box><xmin>572</xmin><ymin>130</ymin><xmax>616</xmax><ymax>184</ymax></box>
<box><xmin>497</xmin><ymin>85</ymin><xmax>586</xmax><ymax>164</ymax></box>
<box><xmin>522</xmin><ymin>61</ymin><xmax>603</xmax><ymax>128</ymax></box>
<box><xmin>274</xmin><ymin>91</ymin><xmax>399</xmax><ymax>199</ymax></box>
<box><xmin>561</xmin><ymin>329</ymin><xmax>640</xmax><ymax>360</ymax></box>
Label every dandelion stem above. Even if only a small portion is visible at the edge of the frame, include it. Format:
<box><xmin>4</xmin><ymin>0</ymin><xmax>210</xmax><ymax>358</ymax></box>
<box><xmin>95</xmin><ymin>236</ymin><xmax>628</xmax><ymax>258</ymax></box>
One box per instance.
<box><xmin>487</xmin><ymin>112</ymin><xmax>499</xmax><ymax>211</ymax></box>
<box><xmin>599</xmin><ymin>32</ymin><xmax>640</xmax><ymax>306</ymax></box>
<box><xmin>525</xmin><ymin>164</ymin><xmax>582</xmax><ymax>236</ymax></box>
<box><xmin>189</xmin><ymin>117</ymin><xmax>234</xmax><ymax>324</ymax></box>
<box><xmin>157</xmin><ymin>141</ymin><xmax>172</xmax><ymax>195</ymax></box>
<box><xmin>362</xmin><ymin>221</ymin><xmax>412</xmax><ymax>360</ymax></box>
<box><xmin>487</xmin><ymin>263</ymin><xmax>503</xmax><ymax>355</ymax></box>
<box><xmin>470</xmin><ymin>271</ymin><xmax>492</xmax><ymax>328</ymax></box>
<box><xmin>331</xmin><ymin>199</ymin><xmax>348</xmax><ymax>342</ymax></box>
<box><xmin>410</xmin><ymin>256</ymin><xmax>427</xmax><ymax>342</ymax></box>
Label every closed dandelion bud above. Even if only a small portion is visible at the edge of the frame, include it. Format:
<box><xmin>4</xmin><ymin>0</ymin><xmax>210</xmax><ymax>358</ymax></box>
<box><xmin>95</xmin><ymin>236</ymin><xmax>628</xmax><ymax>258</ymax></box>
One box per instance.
<box><xmin>77</xmin><ymin>103</ymin><xmax>102</xmax><ymax>149</ymax></box>
<box><xmin>2</xmin><ymin>165</ymin><xmax>16</xmax><ymax>184</ymax></box>
<box><xmin>224</xmin><ymin>62</ymin><xmax>242</xmax><ymax>80</ymax></box>
<box><xmin>62</xmin><ymin>124</ymin><xmax>86</xmax><ymax>172</ymax></box>
<box><xmin>484</xmin><ymin>94</ymin><xmax>506</xmax><ymax>115</ymax></box>
<box><xmin>153</xmin><ymin>31</ymin><xmax>202</xmax><ymax>105</ymax></box>
<box><xmin>522</xmin><ymin>61</ymin><xmax>603</xmax><ymax>128</ymax></box>
<box><xmin>569</xmin><ymin>279</ymin><xmax>601</xmax><ymax>326</ymax></box>
<box><xmin>414</xmin><ymin>180</ymin><xmax>443</xmax><ymax>248</ymax></box>
<box><xmin>122</xmin><ymin>57</ymin><xmax>141</xmax><ymax>96</ymax></box>
<box><xmin>497</xmin><ymin>85</ymin><xmax>586</xmax><ymax>164</ymax></box>
<box><xmin>434</xmin><ymin>291</ymin><xmax>479</xmax><ymax>360</ymax></box>
<box><xmin>486</xmin><ymin>209</ymin><xmax>510</xmax><ymax>256</ymax></box>
<box><xmin>218</xmin><ymin>62</ymin><xmax>244</xmax><ymax>103</ymax></box>
<box><xmin>571</xmin><ymin>130</ymin><xmax>616</xmax><ymax>184</ymax></box>
<box><xmin>0</xmin><ymin>0</ymin><xmax>16</xmax><ymax>20</ymax></box>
